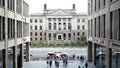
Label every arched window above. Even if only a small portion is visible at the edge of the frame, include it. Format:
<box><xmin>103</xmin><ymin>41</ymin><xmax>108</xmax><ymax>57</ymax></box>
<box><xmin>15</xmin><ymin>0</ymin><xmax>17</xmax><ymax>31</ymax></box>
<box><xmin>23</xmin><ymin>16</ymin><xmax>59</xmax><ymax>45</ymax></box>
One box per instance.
<box><xmin>58</xmin><ymin>23</ymin><xmax>61</xmax><ymax>30</ymax></box>
<box><xmin>63</xmin><ymin>23</ymin><xmax>66</xmax><ymax>30</ymax></box>
<box><xmin>49</xmin><ymin>33</ymin><xmax>51</xmax><ymax>40</ymax></box>
<box><xmin>54</xmin><ymin>23</ymin><xmax>56</xmax><ymax>30</ymax></box>
<box><xmin>48</xmin><ymin>23</ymin><xmax>52</xmax><ymax>30</ymax></box>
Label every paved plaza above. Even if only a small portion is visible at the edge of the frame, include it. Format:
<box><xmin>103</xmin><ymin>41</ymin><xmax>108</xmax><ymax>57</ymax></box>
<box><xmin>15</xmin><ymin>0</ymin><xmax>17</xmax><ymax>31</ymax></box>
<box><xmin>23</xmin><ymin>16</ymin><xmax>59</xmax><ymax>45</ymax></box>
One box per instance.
<box><xmin>23</xmin><ymin>47</ymin><xmax>94</xmax><ymax>68</ymax></box>
<box><xmin>23</xmin><ymin>60</ymin><xmax>93</xmax><ymax>68</ymax></box>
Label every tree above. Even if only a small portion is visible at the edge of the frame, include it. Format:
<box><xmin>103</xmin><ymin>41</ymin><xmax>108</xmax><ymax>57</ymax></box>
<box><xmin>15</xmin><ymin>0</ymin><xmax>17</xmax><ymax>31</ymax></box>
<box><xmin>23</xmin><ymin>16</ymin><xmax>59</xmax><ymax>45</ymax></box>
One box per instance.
<box><xmin>80</xmin><ymin>36</ymin><xmax>87</xmax><ymax>42</ymax></box>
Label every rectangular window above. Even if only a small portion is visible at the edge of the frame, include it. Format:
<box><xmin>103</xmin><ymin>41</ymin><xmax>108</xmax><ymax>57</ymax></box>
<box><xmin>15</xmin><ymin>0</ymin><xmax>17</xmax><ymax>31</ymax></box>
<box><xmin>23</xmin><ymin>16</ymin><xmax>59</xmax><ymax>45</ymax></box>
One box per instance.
<box><xmin>82</xmin><ymin>25</ymin><xmax>85</xmax><ymax>30</ymax></box>
<box><xmin>23</xmin><ymin>1</ymin><xmax>29</xmax><ymax>17</ymax></box>
<box><xmin>0</xmin><ymin>0</ymin><xmax>5</xmax><ymax>7</ymax></box>
<box><xmin>23</xmin><ymin>22</ymin><xmax>29</xmax><ymax>37</ymax></box>
<box><xmin>17</xmin><ymin>0</ymin><xmax>22</xmax><ymax>14</ymax></box>
<box><xmin>77</xmin><ymin>25</ymin><xmax>80</xmax><ymax>30</ymax></box>
<box><xmin>44</xmin><ymin>32</ymin><xmax>46</xmax><ymax>36</ymax></box>
<box><xmin>88</xmin><ymin>20</ymin><xmax>90</xmax><ymax>36</ymax></box>
<box><xmin>95</xmin><ymin>0</ymin><xmax>96</xmax><ymax>11</ymax></box>
<box><xmin>0</xmin><ymin>16</ymin><xmax>1</xmax><ymax>40</ymax></box>
<box><xmin>7</xmin><ymin>0</ymin><xmax>14</xmax><ymax>11</ymax></box>
<box><xmin>91</xmin><ymin>19</ymin><xmax>93</xmax><ymax>36</ymax></box>
<box><xmin>40</xmin><ymin>32</ymin><xmax>42</xmax><ymax>36</ymax></box>
<box><xmin>53</xmin><ymin>18</ymin><xmax>56</xmax><ymax>22</ymax></box>
<box><xmin>40</xmin><ymin>38</ymin><xmax>42</xmax><ymax>40</ymax></box>
<box><xmin>35</xmin><ymin>26</ymin><xmax>37</xmax><ymax>30</ymax></box>
<box><xmin>95</xmin><ymin>18</ymin><xmax>96</xmax><ymax>37</ymax></box>
<box><xmin>68</xmin><ymin>18</ymin><xmax>71</xmax><ymax>21</ymax></box>
<box><xmin>54</xmin><ymin>23</ymin><xmax>56</xmax><ymax>30</ymax></box>
<box><xmin>82</xmin><ymin>32</ymin><xmax>85</xmax><ymax>36</ymax></box>
<box><xmin>103</xmin><ymin>0</ymin><xmax>105</xmax><ymax>6</ymax></box>
<box><xmin>77</xmin><ymin>32</ymin><xmax>80</xmax><ymax>36</ymax></box>
<box><xmin>35</xmin><ymin>32</ymin><xmax>37</xmax><ymax>36</ymax></box>
<box><xmin>58</xmin><ymin>23</ymin><xmax>61</xmax><ymax>30</ymax></box>
<box><xmin>103</xmin><ymin>14</ymin><xmax>106</xmax><ymax>38</ymax></box>
<box><xmin>77</xmin><ymin>19</ymin><xmax>80</xmax><ymax>23</ymax></box>
<box><xmin>110</xmin><ymin>12</ymin><xmax>113</xmax><ymax>39</ymax></box>
<box><xmin>98</xmin><ymin>0</ymin><xmax>100</xmax><ymax>9</ymax></box>
<box><xmin>58</xmin><ymin>18</ymin><xmax>61</xmax><ymax>21</ymax></box>
<box><xmin>119</xmin><ymin>9</ymin><xmax>120</xmax><ymax>40</ymax></box>
<box><xmin>49</xmin><ymin>23</ymin><xmax>52</xmax><ymax>30</ymax></box>
<box><xmin>110</xmin><ymin>0</ymin><xmax>112</xmax><ymax>2</ymax></box>
<box><xmin>48</xmin><ymin>18</ymin><xmax>51</xmax><ymax>22</ymax></box>
<box><xmin>2</xmin><ymin>17</ymin><xmax>5</xmax><ymax>39</ymax></box>
<box><xmin>30</xmin><ymin>19</ymin><xmax>32</xmax><ymax>23</ymax></box>
<box><xmin>39</xmin><ymin>19</ymin><xmax>42</xmax><ymax>23</ymax></box>
<box><xmin>30</xmin><ymin>38</ymin><xmax>32</xmax><ymax>41</ymax></box>
<box><xmin>82</xmin><ymin>19</ymin><xmax>85</xmax><ymax>23</ymax></box>
<box><xmin>35</xmin><ymin>19</ymin><xmax>37</xmax><ymax>23</ymax></box>
<box><xmin>63</xmin><ymin>23</ymin><xmax>66</xmax><ymax>30</ymax></box>
<box><xmin>98</xmin><ymin>16</ymin><xmax>100</xmax><ymax>37</ymax></box>
<box><xmin>40</xmin><ymin>26</ymin><xmax>42</xmax><ymax>30</ymax></box>
<box><xmin>35</xmin><ymin>38</ymin><xmax>37</xmax><ymax>41</ymax></box>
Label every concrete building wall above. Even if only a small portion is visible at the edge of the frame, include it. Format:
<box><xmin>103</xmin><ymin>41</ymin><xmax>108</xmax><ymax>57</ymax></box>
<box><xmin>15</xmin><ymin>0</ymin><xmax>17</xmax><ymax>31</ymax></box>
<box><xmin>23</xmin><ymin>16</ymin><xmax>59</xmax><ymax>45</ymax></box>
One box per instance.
<box><xmin>88</xmin><ymin>0</ymin><xmax>120</xmax><ymax>68</ymax></box>
<box><xmin>0</xmin><ymin>0</ymin><xmax>30</xmax><ymax>68</ymax></box>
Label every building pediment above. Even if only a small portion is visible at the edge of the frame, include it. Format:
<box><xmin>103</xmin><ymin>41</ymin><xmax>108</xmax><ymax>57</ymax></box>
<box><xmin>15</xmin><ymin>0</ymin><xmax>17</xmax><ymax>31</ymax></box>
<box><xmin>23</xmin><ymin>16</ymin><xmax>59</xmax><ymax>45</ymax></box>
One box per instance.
<box><xmin>47</xmin><ymin>9</ymin><xmax>73</xmax><ymax>16</ymax></box>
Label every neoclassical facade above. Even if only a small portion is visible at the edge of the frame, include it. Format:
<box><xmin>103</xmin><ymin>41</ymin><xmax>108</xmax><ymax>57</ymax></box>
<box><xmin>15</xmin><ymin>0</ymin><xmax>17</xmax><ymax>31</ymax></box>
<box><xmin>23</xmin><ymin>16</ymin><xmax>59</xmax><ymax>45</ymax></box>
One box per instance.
<box><xmin>30</xmin><ymin>4</ymin><xmax>87</xmax><ymax>43</ymax></box>
<box><xmin>0</xmin><ymin>0</ymin><xmax>30</xmax><ymax>68</ymax></box>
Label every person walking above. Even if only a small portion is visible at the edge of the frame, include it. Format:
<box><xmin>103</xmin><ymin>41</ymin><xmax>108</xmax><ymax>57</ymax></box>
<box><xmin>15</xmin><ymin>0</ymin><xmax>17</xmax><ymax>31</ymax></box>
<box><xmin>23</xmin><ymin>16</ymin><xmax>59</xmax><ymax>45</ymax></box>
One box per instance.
<box><xmin>78</xmin><ymin>66</ymin><xmax>81</xmax><ymax>68</ymax></box>
<box><xmin>48</xmin><ymin>58</ymin><xmax>52</xmax><ymax>68</ymax></box>
<box><xmin>55</xmin><ymin>60</ymin><xmax>59</xmax><ymax>68</ymax></box>
<box><xmin>85</xmin><ymin>61</ymin><xmax>88</xmax><ymax>68</ymax></box>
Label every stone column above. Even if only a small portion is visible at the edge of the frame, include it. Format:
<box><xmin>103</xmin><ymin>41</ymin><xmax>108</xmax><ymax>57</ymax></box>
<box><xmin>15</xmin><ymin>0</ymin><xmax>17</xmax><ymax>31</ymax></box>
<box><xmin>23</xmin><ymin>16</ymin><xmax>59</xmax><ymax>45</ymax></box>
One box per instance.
<box><xmin>2</xmin><ymin>49</ymin><xmax>8</xmax><ymax>68</ymax></box>
<box><xmin>88</xmin><ymin>42</ymin><xmax>92</xmax><ymax>62</ymax></box>
<box><xmin>19</xmin><ymin>44</ymin><xmax>24</xmax><ymax>68</ymax></box>
<box><xmin>105</xmin><ymin>48</ymin><xmax>112</xmax><ymax>68</ymax></box>
<box><xmin>26</xmin><ymin>42</ymin><xmax>30</xmax><ymax>61</ymax></box>
<box><xmin>4</xmin><ymin>0</ymin><xmax>8</xmax><ymax>68</ymax></box>
<box><xmin>92</xmin><ymin>43</ymin><xmax>96</xmax><ymax>66</ymax></box>
<box><xmin>13</xmin><ymin>46</ymin><xmax>17</xmax><ymax>68</ymax></box>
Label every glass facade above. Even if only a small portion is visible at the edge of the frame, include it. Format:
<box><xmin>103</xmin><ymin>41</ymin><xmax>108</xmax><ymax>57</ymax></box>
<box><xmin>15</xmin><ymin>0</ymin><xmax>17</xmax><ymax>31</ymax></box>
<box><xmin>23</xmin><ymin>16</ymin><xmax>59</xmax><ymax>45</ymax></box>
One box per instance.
<box><xmin>96</xmin><ymin>46</ymin><xmax>106</xmax><ymax>68</ymax></box>
<box><xmin>0</xmin><ymin>50</ymin><xmax>3</xmax><ymax>68</ymax></box>
<box><xmin>112</xmin><ymin>50</ymin><xmax>120</xmax><ymax>68</ymax></box>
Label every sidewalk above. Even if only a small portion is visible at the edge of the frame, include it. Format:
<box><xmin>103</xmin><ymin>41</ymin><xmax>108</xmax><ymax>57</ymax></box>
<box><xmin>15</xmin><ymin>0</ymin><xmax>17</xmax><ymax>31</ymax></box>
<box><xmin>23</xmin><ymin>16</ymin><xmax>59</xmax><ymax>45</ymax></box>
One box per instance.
<box><xmin>23</xmin><ymin>60</ymin><xmax>95</xmax><ymax>68</ymax></box>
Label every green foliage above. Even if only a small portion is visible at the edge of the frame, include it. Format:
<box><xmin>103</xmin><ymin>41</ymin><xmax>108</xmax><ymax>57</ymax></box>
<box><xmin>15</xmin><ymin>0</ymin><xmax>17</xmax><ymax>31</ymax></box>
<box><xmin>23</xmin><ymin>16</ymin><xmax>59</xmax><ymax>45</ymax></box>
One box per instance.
<box><xmin>80</xmin><ymin>36</ymin><xmax>87</xmax><ymax>42</ymax></box>
<box><xmin>30</xmin><ymin>40</ymin><xmax>87</xmax><ymax>48</ymax></box>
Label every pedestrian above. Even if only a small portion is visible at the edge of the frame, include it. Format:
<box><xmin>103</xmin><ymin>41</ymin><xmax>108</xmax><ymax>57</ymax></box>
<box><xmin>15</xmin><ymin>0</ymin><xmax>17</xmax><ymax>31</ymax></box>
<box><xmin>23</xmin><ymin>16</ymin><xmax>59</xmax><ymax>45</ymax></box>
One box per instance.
<box><xmin>49</xmin><ymin>58</ymin><xmax>52</xmax><ymax>68</ymax></box>
<box><xmin>85</xmin><ymin>61</ymin><xmax>88</xmax><ymax>68</ymax></box>
<box><xmin>55</xmin><ymin>60</ymin><xmax>59</xmax><ymax>68</ymax></box>
<box><xmin>17</xmin><ymin>55</ymin><xmax>22</xmax><ymax>68</ymax></box>
<box><xmin>78</xmin><ymin>66</ymin><xmax>81</xmax><ymax>68</ymax></box>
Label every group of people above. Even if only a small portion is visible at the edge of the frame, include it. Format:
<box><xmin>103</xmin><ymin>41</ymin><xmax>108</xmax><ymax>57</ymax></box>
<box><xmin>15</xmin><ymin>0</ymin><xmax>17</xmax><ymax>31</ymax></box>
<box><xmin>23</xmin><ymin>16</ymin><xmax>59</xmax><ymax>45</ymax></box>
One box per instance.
<box><xmin>47</xmin><ymin>56</ymin><xmax>68</xmax><ymax>68</ymax></box>
<box><xmin>47</xmin><ymin>57</ymin><xmax>60</xmax><ymax>68</ymax></box>
<box><xmin>78</xmin><ymin>61</ymin><xmax>88</xmax><ymax>68</ymax></box>
<box><xmin>46</xmin><ymin>56</ymin><xmax>88</xmax><ymax>68</ymax></box>
<box><xmin>63</xmin><ymin>57</ymin><xmax>68</xmax><ymax>67</ymax></box>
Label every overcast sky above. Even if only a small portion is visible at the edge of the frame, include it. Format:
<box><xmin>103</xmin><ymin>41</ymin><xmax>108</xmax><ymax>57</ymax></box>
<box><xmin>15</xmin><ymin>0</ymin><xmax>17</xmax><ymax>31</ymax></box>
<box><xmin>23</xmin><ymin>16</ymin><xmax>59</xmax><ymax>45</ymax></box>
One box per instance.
<box><xmin>29</xmin><ymin>0</ymin><xmax>88</xmax><ymax>13</ymax></box>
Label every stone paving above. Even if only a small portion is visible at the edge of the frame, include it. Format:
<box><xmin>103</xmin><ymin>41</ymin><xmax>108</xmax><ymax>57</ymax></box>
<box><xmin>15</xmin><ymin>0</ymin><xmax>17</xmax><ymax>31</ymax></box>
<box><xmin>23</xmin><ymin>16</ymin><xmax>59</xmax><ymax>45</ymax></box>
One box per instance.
<box><xmin>23</xmin><ymin>60</ymin><xmax>94</xmax><ymax>68</ymax></box>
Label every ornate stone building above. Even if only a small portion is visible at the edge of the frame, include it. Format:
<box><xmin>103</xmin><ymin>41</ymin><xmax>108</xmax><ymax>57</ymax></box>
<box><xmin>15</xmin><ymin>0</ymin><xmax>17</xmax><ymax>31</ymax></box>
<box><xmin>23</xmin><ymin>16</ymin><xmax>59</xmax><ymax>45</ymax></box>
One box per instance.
<box><xmin>30</xmin><ymin>4</ymin><xmax>87</xmax><ymax>43</ymax></box>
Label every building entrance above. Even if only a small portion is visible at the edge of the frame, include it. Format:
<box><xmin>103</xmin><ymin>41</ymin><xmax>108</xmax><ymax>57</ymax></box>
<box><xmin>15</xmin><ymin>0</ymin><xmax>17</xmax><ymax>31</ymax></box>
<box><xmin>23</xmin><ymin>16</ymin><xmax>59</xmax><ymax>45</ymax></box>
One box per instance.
<box><xmin>58</xmin><ymin>35</ymin><xmax>61</xmax><ymax>40</ymax></box>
